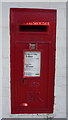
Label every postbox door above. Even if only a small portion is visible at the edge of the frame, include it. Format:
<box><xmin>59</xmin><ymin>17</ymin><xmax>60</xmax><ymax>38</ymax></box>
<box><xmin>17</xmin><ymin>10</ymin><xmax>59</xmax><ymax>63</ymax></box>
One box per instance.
<box><xmin>12</xmin><ymin>42</ymin><xmax>50</xmax><ymax>113</ymax></box>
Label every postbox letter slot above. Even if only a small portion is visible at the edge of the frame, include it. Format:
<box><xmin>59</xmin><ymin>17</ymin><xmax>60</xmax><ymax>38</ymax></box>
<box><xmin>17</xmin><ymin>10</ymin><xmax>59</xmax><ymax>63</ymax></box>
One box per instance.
<box><xmin>19</xmin><ymin>25</ymin><xmax>48</xmax><ymax>32</ymax></box>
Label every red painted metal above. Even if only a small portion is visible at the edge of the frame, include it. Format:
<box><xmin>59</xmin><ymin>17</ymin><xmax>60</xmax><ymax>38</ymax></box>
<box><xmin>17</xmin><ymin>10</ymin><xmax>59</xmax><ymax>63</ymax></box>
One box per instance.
<box><xmin>10</xmin><ymin>8</ymin><xmax>57</xmax><ymax>114</ymax></box>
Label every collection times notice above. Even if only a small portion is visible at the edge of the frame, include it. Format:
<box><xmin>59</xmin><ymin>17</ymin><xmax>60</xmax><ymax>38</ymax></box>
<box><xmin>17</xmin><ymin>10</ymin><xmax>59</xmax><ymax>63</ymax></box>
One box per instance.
<box><xmin>24</xmin><ymin>51</ymin><xmax>41</xmax><ymax>77</ymax></box>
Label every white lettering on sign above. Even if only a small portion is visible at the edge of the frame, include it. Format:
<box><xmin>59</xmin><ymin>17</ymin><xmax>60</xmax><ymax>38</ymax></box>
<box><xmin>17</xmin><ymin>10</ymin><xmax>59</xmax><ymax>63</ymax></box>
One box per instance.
<box><xmin>24</xmin><ymin>51</ymin><xmax>41</xmax><ymax>77</ymax></box>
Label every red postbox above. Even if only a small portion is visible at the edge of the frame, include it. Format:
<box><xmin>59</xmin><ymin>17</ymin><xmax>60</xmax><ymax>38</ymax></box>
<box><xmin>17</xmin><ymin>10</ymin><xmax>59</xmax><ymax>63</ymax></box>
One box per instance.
<box><xmin>10</xmin><ymin>8</ymin><xmax>57</xmax><ymax>114</ymax></box>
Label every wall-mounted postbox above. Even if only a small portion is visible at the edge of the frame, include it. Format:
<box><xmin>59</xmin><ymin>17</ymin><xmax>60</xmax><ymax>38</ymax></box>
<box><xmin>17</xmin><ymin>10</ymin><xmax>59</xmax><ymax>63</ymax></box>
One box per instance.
<box><xmin>10</xmin><ymin>8</ymin><xmax>56</xmax><ymax>114</ymax></box>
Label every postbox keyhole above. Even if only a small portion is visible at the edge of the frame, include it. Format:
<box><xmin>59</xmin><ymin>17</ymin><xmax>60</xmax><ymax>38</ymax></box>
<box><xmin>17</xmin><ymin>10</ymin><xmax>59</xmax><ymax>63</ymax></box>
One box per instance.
<box><xmin>30</xmin><ymin>43</ymin><xmax>36</xmax><ymax>49</ymax></box>
<box><xmin>22</xmin><ymin>79</ymin><xmax>24</xmax><ymax>83</ymax></box>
